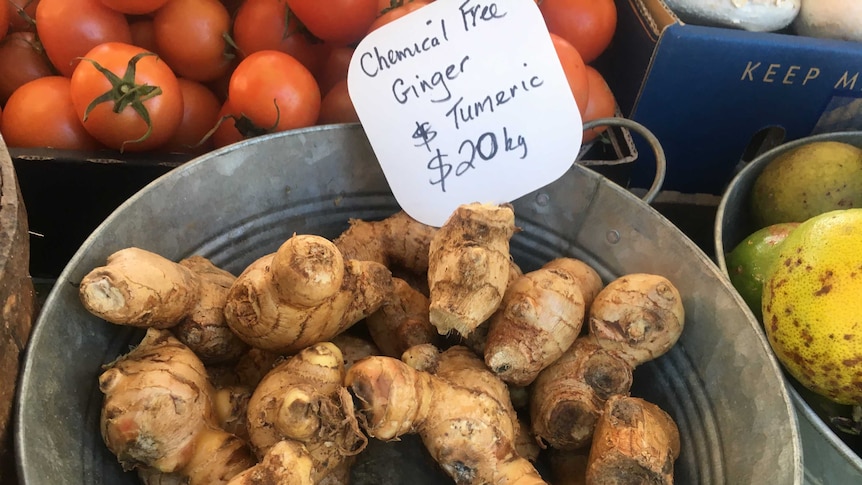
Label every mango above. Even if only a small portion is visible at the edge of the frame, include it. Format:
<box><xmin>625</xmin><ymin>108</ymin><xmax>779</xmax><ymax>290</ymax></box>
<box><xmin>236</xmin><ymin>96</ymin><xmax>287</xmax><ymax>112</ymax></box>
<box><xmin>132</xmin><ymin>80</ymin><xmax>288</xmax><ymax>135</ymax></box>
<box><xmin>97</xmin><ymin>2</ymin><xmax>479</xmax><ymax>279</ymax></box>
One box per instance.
<box><xmin>725</xmin><ymin>222</ymin><xmax>798</xmax><ymax>320</ymax></box>
<box><xmin>762</xmin><ymin>208</ymin><xmax>862</xmax><ymax>405</ymax></box>
<box><xmin>750</xmin><ymin>140</ymin><xmax>862</xmax><ymax>229</ymax></box>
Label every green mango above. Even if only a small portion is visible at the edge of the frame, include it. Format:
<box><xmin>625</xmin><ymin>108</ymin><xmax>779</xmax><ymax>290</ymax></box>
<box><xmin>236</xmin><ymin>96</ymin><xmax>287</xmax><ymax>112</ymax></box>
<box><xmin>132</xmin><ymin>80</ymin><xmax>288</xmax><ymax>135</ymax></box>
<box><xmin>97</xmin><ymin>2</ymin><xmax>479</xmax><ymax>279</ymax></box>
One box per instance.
<box><xmin>725</xmin><ymin>222</ymin><xmax>799</xmax><ymax>320</ymax></box>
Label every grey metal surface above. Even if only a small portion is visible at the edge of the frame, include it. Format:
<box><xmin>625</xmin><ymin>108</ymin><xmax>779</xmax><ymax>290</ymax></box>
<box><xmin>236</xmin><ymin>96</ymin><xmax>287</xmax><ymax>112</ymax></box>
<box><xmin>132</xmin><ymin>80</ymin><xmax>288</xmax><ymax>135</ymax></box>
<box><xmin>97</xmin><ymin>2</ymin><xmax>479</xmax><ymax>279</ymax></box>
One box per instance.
<box><xmin>15</xmin><ymin>123</ymin><xmax>801</xmax><ymax>484</ymax></box>
<box><xmin>714</xmin><ymin>131</ymin><xmax>862</xmax><ymax>485</ymax></box>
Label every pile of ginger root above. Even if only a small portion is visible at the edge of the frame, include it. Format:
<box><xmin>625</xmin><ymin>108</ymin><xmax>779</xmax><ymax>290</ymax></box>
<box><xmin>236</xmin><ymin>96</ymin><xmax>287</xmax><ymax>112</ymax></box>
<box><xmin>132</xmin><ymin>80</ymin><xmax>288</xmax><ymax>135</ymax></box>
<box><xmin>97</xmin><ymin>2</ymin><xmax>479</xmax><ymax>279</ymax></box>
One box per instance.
<box><xmin>79</xmin><ymin>202</ymin><xmax>685</xmax><ymax>485</ymax></box>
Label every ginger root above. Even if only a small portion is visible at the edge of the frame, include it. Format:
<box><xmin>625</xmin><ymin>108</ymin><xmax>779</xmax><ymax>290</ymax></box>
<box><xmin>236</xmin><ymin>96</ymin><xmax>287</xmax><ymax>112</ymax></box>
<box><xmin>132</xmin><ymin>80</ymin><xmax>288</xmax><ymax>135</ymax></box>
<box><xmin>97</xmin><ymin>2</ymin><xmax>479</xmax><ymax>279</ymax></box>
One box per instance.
<box><xmin>99</xmin><ymin>328</ymin><xmax>255</xmax><ymax>484</ymax></box>
<box><xmin>484</xmin><ymin>257</ymin><xmax>602</xmax><ymax>386</ymax></box>
<box><xmin>137</xmin><ymin>468</ymin><xmax>186</xmax><ymax>485</ymax></box>
<box><xmin>79</xmin><ymin>249</ymin><xmax>248</xmax><ymax>363</ymax></box>
<box><xmin>530</xmin><ymin>336</ymin><xmax>633</xmax><ymax>450</ymax></box>
<box><xmin>223</xmin><ymin>234</ymin><xmax>393</xmax><ymax>353</ymax></box>
<box><xmin>212</xmin><ymin>385</ymin><xmax>252</xmax><ymax>441</ymax></box>
<box><xmin>365</xmin><ymin>277</ymin><xmax>441</xmax><ymax>357</ymax></box>
<box><xmin>331</xmin><ymin>332</ymin><xmax>381</xmax><ymax>370</ymax></box>
<box><xmin>428</xmin><ymin>202</ymin><xmax>517</xmax><ymax>337</ymax></box>
<box><xmin>171</xmin><ymin>256</ymin><xmax>248</xmax><ymax>364</ymax></box>
<box><xmin>334</xmin><ymin>210</ymin><xmax>437</xmax><ymax>275</ymax></box>
<box><xmin>402</xmin><ymin>344</ymin><xmax>521</xmax><ymax>446</ymax></box>
<box><xmin>345</xmin><ymin>354</ymin><xmax>546</xmax><ymax>485</ymax></box>
<box><xmin>531</xmin><ymin>273</ymin><xmax>683</xmax><ymax>451</ymax></box>
<box><xmin>245</xmin><ymin>342</ymin><xmax>366</xmax><ymax>482</ymax></box>
<box><xmin>585</xmin><ymin>395</ymin><xmax>680</xmax><ymax>485</ymax></box>
<box><xmin>226</xmin><ymin>440</ymin><xmax>315</xmax><ymax>485</ymax></box>
<box><xmin>589</xmin><ymin>273</ymin><xmax>684</xmax><ymax>368</ymax></box>
<box><xmin>79</xmin><ymin>248</ymin><xmax>200</xmax><ymax>328</ymax></box>
<box><xmin>459</xmin><ymin>259</ymin><xmax>525</xmax><ymax>355</ymax></box>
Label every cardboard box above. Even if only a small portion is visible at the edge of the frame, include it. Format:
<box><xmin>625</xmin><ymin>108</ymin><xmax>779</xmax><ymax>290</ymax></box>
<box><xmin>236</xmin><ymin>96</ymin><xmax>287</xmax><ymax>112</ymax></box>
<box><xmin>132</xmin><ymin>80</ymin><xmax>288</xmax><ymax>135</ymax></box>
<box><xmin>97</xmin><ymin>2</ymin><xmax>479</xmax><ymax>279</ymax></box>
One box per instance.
<box><xmin>596</xmin><ymin>0</ymin><xmax>862</xmax><ymax>195</ymax></box>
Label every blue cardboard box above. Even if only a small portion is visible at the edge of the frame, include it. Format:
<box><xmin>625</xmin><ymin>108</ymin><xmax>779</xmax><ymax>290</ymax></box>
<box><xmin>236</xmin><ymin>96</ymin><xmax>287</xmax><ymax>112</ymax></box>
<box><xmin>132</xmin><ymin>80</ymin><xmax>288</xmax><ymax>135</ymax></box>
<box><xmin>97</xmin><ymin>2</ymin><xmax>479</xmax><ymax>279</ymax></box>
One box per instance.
<box><xmin>597</xmin><ymin>0</ymin><xmax>862</xmax><ymax>195</ymax></box>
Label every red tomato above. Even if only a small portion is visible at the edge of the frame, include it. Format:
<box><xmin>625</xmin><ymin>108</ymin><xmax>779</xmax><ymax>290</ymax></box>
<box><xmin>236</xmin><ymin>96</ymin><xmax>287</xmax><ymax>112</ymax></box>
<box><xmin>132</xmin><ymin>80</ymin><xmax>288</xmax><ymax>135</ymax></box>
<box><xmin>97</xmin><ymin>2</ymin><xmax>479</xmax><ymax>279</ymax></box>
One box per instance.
<box><xmin>317</xmin><ymin>79</ymin><xmax>358</xmax><ymax>125</ymax></box>
<box><xmin>582</xmin><ymin>65</ymin><xmax>616</xmax><ymax>143</ymax></box>
<box><xmin>205</xmin><ymin>58</ymin><xmax>238</xmax><ymax>103</ymax></box>
<box><xmin>0</xmin><ymin>31</ymin><xmax>55</xmax><ymax>104</ymax></box>
<box><xmin>539</xmin><ymin>0</ymin><xmax>616</xmax><ymax>64</ymax></box>
<box><xmin>1</xmin><ymin>76</ymin><xmax>102</xmax><ymax>150</ymax></box>
<box><xmin>36</xmin><ymin>0</ymin><xmax>132</xmax><ymax>77</ymax></box>
<box><xmin>129</xmin><ymin>18</ymin><xmax>160</xmax><ymax>55</ymax></box>
<box><xmin>550</xmin><ymin>33</ymin><xmax>589</xmax><ymax>119</ymax></box>
<box><xmin>368</xmin><ymin>0</ymin><xmax>430</xmax><ymax>33</ymax></box>
<box><xmin>228</xmin><ymin>50</ymin><xmax>320</xmax><ymax>133</ymax></box>
<box><xmin>232</xmin><ymin>0</ymin><xmax>328</xmax><ymax>75</ymax></box>
<box><xmin>99</xmin><ymin>0</ymin><xmax>171</xmax><ymax>14</ymax></box>
<box><xmin>0</xmin><ymin>105</ymin><xmax>3</xmax><ymax>128</ymax></box>
<box><xmin>286</xmin><ymin>0</ymin><xmax>378</xmax><ymax>45</ymax></box>
<box><xmin>315</xmin><ymin>45</ymin><xmax>354</xmax><ymax>96</ymax></box>
<box><xmin>0</xmin><ymin>3</ymin><xmax>8</xmax><ymax>41</ymax></box>
<box><xmin>6</xmin><ymin>0</ymin><xmax>39</xmax><ymax>33</ymax></box>
<box><xmin>152</xmin><ymin>0</ymin><xmax>233</xmax><ymax>82</ymax></box>
<box><xmin>70</xmin><ymin>42</ymin><xmax>183</xmax><ymax>152</ymax></box>
<box><xmin>211</xmin><ymin>99</ymin><xmax>245</xmax><ymax>148</ymax></box>
<box><xmin>160</xmin><ymin>78</ymin><xmax>222</xmax><ymax>154</ymax></box>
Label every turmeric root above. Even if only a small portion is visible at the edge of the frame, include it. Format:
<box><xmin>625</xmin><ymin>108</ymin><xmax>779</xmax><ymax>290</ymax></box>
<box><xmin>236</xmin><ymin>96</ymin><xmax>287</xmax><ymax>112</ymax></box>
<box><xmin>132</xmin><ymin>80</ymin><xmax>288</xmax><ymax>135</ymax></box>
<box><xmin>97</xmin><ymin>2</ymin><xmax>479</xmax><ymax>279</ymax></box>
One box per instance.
<box><xmin>345</xmin><ymin>354</ymin><xmax>547</xmax><ymax>485</ymax></box>
<box><xmin>226</xmin><ymin>440</ymin><xmax>314</xmax><ymax>485</ymax></box>
<box><xmin>333</xmin><ymin>210</ymin><xmax>437</xmax><ymax>275</ymax></box>
<box><xmin>99</xmin><ymin>328</ymin><xmax>255</xmax><ymax>484</ymax></box>
<box><xmin>223</xmin><ymin>234</ymin><xmax>393</xmax><ymax>353</ymax></box>
<box><xmin>245</xmin><ymin>342</ymin><xmax>367</xmax><ymax>482</ymax></box>
<box><xmin>585</xmin><ymin>395</ymin><xmax>680</xmax><ymax>485</ymax></box>
<box><xmin>484</xmin><ymin>257</ymin><xmax>602</xmax><ymax>386</ymax></box>
<box><xmin>588</xmin><ymin>273</ymin><xmax>684</xmax><ymax>368</ymax></box>
<box><xmin>428</xmin><ymin>202</ymin><xmax>518</xmax><ymax>337</ymax></box>
<box><xmin>365</xmin><ymin>278</ymin><xmax>441</xmax><ymax>357</ymax></box>
<box><xmin>530</xmin><ymin>337</ymin><xmax>633</xmax><ymax>450</ymax></box>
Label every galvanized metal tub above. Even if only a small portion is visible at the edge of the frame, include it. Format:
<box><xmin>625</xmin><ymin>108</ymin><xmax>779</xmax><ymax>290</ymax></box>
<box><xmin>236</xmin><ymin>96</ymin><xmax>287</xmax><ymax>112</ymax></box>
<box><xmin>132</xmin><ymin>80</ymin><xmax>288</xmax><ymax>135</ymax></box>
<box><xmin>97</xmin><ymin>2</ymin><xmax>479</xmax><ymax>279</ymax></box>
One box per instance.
<box><xmin>714</xmin><ymin>131</ymin><xmax>862</xmax><ymax>484</ymax></box>
<box><xmin>16</xmin><ymin>123</ymin><xmax>801</xmax><ymax>484</ymax></box>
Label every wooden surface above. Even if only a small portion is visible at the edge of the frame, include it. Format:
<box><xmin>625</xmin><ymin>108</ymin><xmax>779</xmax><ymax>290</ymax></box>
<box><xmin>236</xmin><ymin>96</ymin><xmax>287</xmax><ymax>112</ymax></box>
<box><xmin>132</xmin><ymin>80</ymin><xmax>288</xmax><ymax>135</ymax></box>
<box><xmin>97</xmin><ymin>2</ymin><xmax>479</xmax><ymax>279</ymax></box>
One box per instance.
<box><xmin>0</xmin><ymin>140</ymin><xmax>36</xmax><ymax>485</ymax></box>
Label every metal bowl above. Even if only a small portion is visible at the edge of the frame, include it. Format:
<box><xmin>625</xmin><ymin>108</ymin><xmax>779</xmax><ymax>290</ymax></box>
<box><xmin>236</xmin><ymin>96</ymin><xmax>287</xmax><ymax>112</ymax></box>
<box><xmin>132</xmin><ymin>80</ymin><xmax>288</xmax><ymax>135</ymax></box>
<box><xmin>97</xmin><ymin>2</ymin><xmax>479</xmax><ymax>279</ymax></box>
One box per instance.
<box><xmin>714</xmin><ymin>131</ymin><xmax>862</xmax><ymax>484</ymax></box>
<box><xmin>16</xmin><ymin>123</ymin><xmax>801</xmax><ymax>484</ymax></box>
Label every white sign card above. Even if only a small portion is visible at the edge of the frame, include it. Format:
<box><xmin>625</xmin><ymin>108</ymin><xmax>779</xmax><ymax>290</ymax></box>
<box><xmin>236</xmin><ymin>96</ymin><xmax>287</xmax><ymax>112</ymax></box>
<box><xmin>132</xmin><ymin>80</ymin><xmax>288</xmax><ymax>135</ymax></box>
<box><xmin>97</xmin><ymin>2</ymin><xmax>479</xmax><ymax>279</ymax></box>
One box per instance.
<box><xmin>348</xmin><ymin>0</ymin><xmax>583</xmax><ymax>227</ymax></box>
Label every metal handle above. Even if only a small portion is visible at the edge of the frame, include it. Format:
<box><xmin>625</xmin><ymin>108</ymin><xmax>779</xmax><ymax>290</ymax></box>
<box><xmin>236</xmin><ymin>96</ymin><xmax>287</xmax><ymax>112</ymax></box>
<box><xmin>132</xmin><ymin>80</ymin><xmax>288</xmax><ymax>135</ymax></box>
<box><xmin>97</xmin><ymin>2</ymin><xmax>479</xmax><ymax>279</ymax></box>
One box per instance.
<box><xmin>582</xmin><ymin>117</ymin><xmax>667</xmax><ymax>205</ymax></box>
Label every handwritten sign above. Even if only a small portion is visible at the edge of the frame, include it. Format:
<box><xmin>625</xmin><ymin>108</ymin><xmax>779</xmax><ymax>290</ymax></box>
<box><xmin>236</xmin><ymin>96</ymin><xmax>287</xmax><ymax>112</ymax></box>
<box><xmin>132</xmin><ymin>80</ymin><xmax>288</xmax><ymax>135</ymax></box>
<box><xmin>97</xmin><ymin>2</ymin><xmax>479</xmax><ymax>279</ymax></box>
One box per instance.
<box><xmin>348</xmin><ymin>0</ymin><xmax>582</xmax><ymax>226</ymax></box>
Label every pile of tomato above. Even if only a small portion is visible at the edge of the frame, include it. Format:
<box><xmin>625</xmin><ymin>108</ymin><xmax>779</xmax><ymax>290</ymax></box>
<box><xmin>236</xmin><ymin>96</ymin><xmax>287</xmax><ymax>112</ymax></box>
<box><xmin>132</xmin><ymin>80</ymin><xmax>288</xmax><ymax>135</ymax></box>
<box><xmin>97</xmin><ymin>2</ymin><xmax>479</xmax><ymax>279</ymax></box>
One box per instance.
<box><xmin>0</xmin><ymin>0</ymin><xmax>618</xmax><ymax>155</ymax></box>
